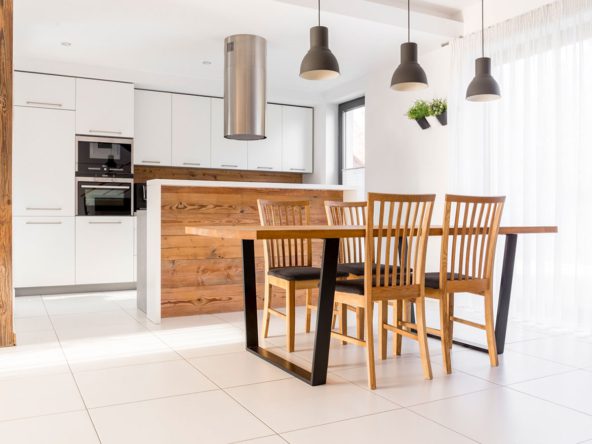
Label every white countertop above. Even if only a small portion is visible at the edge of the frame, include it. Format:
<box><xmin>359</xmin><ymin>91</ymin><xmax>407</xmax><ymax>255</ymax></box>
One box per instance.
<box><xmin>146</xmin><ymin>179</ymin><xmax>353</xmax><ymax>191</ymax></box>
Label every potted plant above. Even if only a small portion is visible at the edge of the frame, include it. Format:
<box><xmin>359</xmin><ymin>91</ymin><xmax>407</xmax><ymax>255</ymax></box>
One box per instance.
<box><xmin>429</xmin><ymin>98</ymin><xmax>447</xmax><ymax>126</ymax></box>
<box><xmin>406</xmin><ymin>100</ymin><xmax>431</xmax><ymax>130</ymax></box>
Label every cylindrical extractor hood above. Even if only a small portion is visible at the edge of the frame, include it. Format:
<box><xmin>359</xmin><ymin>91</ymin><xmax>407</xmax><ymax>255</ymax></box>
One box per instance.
<box><xmin>224</xmin><ymin>34</ymin><xmax>267</xmax><ymax>141</ymax></box>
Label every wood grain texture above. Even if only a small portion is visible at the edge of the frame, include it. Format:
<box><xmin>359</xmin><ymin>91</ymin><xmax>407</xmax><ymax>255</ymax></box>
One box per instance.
<box><xmin>0</xmin><ymin>0</ymin><xmax>15</xmax><ymax>347</ymax></box>
<box><xmin>135</xmin><ymin>165</ymin><xmax>303</xmax><ymax>184</ymax></box>
<box><xmin>161</xmin><ymin>186</ymin><xmax>342</xmax><ymax>317</ymax></box>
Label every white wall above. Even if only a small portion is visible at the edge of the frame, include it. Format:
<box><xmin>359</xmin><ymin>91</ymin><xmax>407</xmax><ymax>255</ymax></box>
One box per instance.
<box><xmin>462</xmin><ymin>0</ymin><xmax>555</xmax><ymax>34</ymax></box>
<box><xmin>304</xmin><ymin>103</ymin><xmax>339</xmax><ymax>185</ymax></box>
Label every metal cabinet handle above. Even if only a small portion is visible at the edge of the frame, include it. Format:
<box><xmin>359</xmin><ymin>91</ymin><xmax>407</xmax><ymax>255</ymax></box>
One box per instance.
<box><xmin>141</xmin><ymin>160</ymin><xmax>161</xmax><ymax>164</ymax></box>
<box><xmin>257</xmin><ymin>166</ymin><xmax>273</xmax><ymax>170</ymax></box>
<box><xmin>26</xmin><ymin>221</ymin><xmax>63</xmax><ymax>225</ymax></box>
<box><xmin>81</xmin><ymin>185</ymin><xmax>130</xmax><ymax>190</ymax></box>
<box><xmin>221</xmin><ymin>164</ymin><xmax>238</xmax><ymax>168</ymax></box>
<box><xmin>26</xmin><ymin>101</ymin><xmax>63</xmax><ymax>107</ymax></box>
<box><xmin>290</xmin><ymin>168</ymin><xmax>306</xmax><ymax>171</ymax></box>
<box><xmin>88</xmin><ymin>221</ymin><xmax>123</xmax><ymax>224</ymax></box>
<box><xmin>89</xmin><ymin>129</ymin><xmax>123</xmax><ymax>135</ymax></box>
<box><xmin>182</xmin><ymin>162</ymin><xmax>201</xmax><ymax>166</ymax></box>
<box><xmin>26</xmin><ymin>207</ymin><xmax>62</xmax><ymax>211</ymax></box>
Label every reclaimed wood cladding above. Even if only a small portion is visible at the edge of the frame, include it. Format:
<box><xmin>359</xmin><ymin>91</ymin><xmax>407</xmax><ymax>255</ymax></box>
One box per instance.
<box><xmin>160</xmin><ymin>186</ymin><xmax>343</xmax><ymax>317</ymax></box>
<box><xmin>135</xmin><ymin>165</ymin><xmax>303</xmax><ymax>184</ymax></box>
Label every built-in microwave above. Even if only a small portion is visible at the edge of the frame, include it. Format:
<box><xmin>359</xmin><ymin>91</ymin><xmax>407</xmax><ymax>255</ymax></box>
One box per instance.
<box><xmin>76</xmin><ymin>136</ymin><xmax>133</xmax><ymax>178</ymax></box>
<box><xmin>77</xmin><ymin>178</ymin><xmax>133</xmax><ymax>216</ymax></box>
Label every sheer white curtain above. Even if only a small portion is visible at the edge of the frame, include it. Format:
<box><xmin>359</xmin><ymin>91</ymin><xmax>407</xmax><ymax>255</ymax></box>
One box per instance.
<box><xmin>449</xmin><ymin>0</ymin><xmax>592</xmax><ymax>334</ymax></box>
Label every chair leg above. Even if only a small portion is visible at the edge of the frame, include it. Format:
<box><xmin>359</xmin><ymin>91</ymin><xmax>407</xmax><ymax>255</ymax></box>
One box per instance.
<box><xmin>356</xmin><ymin>307</ymin><xmax>365</xmax><ymax>341</ymax></box>
<box><xmin>447</xmin><ymin>293</ymin><xmax>455</xmax><ymax>349</ymax></box>
<box><xmin>439</xmin><ymin>293</ymin><xmax>452</xmax><ymax>374</ymax></box>
<box><xmin>415</xmin><ymin>296</ymin><xmax>433</xmax><ymax>380</ymax></box>
<box><xmin>332</xmin><ymin>303</ymin><xmax>339</xmax><ymax>330</ymax></box>
<box><xmin>340</xmin><ymin>303</ymin><xmax>348</xmax><ymax>345</ymax></box>
<box><xmin>378</xmin><ymin>301</ymin><xmax>388</xmax><ymax>360</ymax></box>
<box><xmin>305</xmin><ymin>288</ymin><xmax>313</xmax><ymax>333</ymax></box>
<box><xmin>365</xmin><ymin>301</ymin><xmax>376</xmax><ymax>390</ymax></box>
<box><xmin>262</xmin><ymin>281</ymin><xmax>272</xmax><ymax>338</ymax></box>
<box><xmin>286</xmin><ymin>282</ymin><xmax>296</xmax><ymax>353</ymax></box>
<box><xmin>392</xmin><ymin>300</ymin><xmax>402</xmax><ymax>356</ymax></box>
<box><xmin>484</xmin><ymin>290</ymin><xmax>499</xmax><ymax>366</ymax></box>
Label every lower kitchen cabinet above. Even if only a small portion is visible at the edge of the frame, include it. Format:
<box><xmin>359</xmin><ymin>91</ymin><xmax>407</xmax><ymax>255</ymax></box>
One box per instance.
<box><xmin>76</xmin><ymin>217</ymin><xmax>135</xmax><ymax>284</ymax></box>
<box><xmin>13</xmin><ymin>217</ymin><xmax>76</xmax><ymax>288</ymax></box>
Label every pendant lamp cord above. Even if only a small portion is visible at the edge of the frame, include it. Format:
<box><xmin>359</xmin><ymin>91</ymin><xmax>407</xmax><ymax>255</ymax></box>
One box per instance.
<box><xmin>481</xmin><ymin>0</ymin><xmax>485</xmax><ymax>56</ymax></box>
<box><xmin>318</xmin><ymin>0</ymin><xmax>321</xmax><ymax>26</ymax></box>
<box><xmin>408</xmin><ymin>0</ymin><xmax>410</xmax><ymax>42</ymax></box>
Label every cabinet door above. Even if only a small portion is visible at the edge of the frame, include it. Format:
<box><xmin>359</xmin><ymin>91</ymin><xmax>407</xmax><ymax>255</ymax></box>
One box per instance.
<box><xmin>14</xmin><ymin>72</ymin><xmax>75</xmax><ymax>110</ymax></box>
<box><xmin>13</xmin><ymin>217</ymin><xmax>75</xmax><ymax>287</ymax></box>
<box><xmin>247</xmin><ymin>104</ymin><xmax>283</xmax><ymax>171</ymax></box>
<box><xmin>13</xmin><ymin>107</ymin><xmax>75</xmax><ymax>217</ymax></box>
<box><xmin>282</xmin><ymin>106</ymin><xmax>313</xmax><ymax>173</ymax></box>
<box><xmin>134</xmin><ymin>90</ymin><xmax>172</xmax><ymax>166</ymax></box>
<box><xmin>76</xmin><ymin>217</ymin><xmax>134</xmax><ymax>284</ymax></box>
<box><xmin>210</xmin><ymin>98</ymin><xmax>248</xmax><ymax>170</ymax></box>
<box><xmin>76</xmin><ymin>78</ymin><xmax>134</xmax><ymax>137</ymax></box>
<box><xmin>172</xmin><ymin>94</ymin><xmax>211</xmax><ymax>168</ymax></box>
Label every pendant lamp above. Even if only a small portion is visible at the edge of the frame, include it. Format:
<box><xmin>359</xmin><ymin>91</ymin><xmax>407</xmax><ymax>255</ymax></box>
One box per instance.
<box><xmin>300</xmin><ymin>0</ymin><xmax>340</xmax><ymax>80</ymax></box>
<box><xmin>466</xmin><ymin>0</ymin><xmax>501</xmax><ymax>101</ymax></box>
<box><xmin>391</xmin><ymin>0</ymin><xmax>428</xmax><ymax>91</ymax></box>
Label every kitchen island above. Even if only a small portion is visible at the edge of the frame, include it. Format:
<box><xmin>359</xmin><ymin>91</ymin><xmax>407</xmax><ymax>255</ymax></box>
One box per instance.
<box><xmin>138</xmin><ymin>179</ymin><xmax>356</xmax><ymax>323</ymax></box>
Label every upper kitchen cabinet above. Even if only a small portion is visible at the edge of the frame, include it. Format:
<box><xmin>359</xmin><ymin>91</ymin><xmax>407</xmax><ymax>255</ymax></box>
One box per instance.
<box><xmin>13</xmin><ymin>106</ymin><xmax>76</xmax><ymax>217</ymax></box>
<box><xmin>134</xmin><ymin>90</ymin><xmax>172</xmax><ymax>166</ymax></box>
<box><xmin>76</xmin><ymin>78</ymin><xmax>134</xmax><ymax>137</ymax></box>
<box><xmin>247</xmin><ymin>104</ymin><xmax>283</xmax><ymax>172</ymax></box>
<box><xmin>210</xmin><ymin>98</ymin><xmax>248</xmax><ymax>170</ymax></box>
<box><xmin>282</xmin><ymin>106</ymin><xmax>313</xmax><ymax>173</ymax></box>
<box><xmin>172</xmin><ymin>94</ymin><xmax>211</xmax><ymax>168</ymax></box>
<box><xmin>14</xmin><ymin>72</ymin><xmax>76</xmax><ymax>110</ymax></box>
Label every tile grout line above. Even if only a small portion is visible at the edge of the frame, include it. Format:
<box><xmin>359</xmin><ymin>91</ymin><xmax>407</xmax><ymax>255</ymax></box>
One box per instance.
<box><xmin>504</xmin><ymin>384</ymin><xmax>592</xmax><ymax>418</ymax></box>
<box><xmin>404</xmin><ymin>405</ymin><xmax>483</xmax><ymax>443</ymax></box>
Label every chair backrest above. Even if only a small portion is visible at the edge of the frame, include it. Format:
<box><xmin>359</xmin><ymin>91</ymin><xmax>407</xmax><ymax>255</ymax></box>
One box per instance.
<box><xmin>257</xmin><ymin>199</ymin><xmax>312</xmax><ymax>269</ymax></box>
<box><xmin>365</xmin><ymin>193</ymin><xmax>435</xmax><ymax>293</ymax></box>
<box><xmin>439</xmin><ymin>194</ymin><xmax>505</xmax><ymax>287</ymax></box>
<box><xmin>325</xmin><ymin>201</ymin><xmax>367</xmax><ymax>264</ymax></box>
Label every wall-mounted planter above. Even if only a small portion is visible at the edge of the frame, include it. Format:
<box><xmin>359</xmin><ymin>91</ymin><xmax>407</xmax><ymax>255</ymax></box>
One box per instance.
<box><xmin>435</xmin><ymin>109</ymin><xmax>447</xmax><ymax>126</ymax></box>
<box><xmin>415</xmin><ymin>117</ymin><xmax>430</xmax><ymax>130</ymax></box>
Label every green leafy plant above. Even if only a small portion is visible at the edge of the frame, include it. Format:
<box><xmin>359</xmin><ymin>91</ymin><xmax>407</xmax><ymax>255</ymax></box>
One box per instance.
<box><xmin>429</xmin><ymin>98</ymin><xmax>447</xmax><ymax>116</ymax></box>
<box><xmin>406</xmin><ymin>100</ymin><xmax>430</xmax><ymax>120</ymax></box>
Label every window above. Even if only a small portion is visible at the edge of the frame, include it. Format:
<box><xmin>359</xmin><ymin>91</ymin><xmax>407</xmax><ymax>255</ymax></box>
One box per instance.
<box><xmin>338</xmin><ymin>96</ymin><xmax>365</xmax><ymax>183</ymax></box>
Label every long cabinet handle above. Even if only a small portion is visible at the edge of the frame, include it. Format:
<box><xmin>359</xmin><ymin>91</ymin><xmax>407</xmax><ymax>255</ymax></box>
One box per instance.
<box><xmin>257</xmin><ymin>166</ymin><xmax>273</xmax><ymax>170</ymax></box>
<box><xmin>89</xmin><ymin>129</ymin><xmax>123</xmax><ymax>135</ymax></box>
<box><xmin>290</xmin><ymin>168</ymin><xmax>306</xmax><ymax>172</ymax></box>
<box><xmin>26</xmin><ymin>221</ymin><xmax>63</xmax><ymax>225</ymax></box>
<box><xmin>221</xmin><ymin>164</ymin><xmax>238</xmax><ymax>168</ymax></box>
<box><xmin>26</xmin><ymin>101</ymin><xmax>63</xmax><ymax>107</ymax></box>
<box><xmin>141</xmin><ymin>160</ymin><xmax>161</xmax><ymax>164</ymax></box>
<box><xmin>182</xmin><ymin>162</ymin><xmax>201</xmax><ymax>166</ymax></box>
<box><xmin>88</xmin><ymin>221</ymin><xmax>123</xmax><ymax>224</ymax></box>
<box><xmin>81</xmin><ymin>185</ymin><xmax>130</xmax><ymax>190</ymax></box>
<box><xmin>26</xmin><ymin>207</ymin><xmax>62</xmax><ymax>211</ymax></box>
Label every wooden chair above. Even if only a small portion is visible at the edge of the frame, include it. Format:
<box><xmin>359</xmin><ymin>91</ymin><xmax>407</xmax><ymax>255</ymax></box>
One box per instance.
<box><xmin>331</xmin><ymin>193</ymin><xmax>435</xmax><ymax>389</ymax></box>
<box><xmin>258</xmin><ymin>199</ymin><xmax>348</xmax><ymax>352</ymax></box>
<box><xmin>423</xmin><ymin>195</ymin><xmax>505</xmax><ymax>373</ymax></box>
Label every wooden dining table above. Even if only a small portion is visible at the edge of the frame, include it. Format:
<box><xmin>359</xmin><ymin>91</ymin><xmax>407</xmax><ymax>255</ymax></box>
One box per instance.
<box><xmin>186</xmin><ymin>224</ymin><xmax>557</xmax><ymax>386</ymax></box>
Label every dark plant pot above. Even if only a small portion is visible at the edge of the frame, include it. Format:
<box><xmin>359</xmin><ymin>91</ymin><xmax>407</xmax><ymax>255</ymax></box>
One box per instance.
<box><xmin>415</xmin><ymin>117</ymin><xmax>430</xmax><ymax>130</ymax></box>
<box><xmin>436</xmin><ymin>110</ymin><xmax>448</xmax><ymax>126</ymax></box>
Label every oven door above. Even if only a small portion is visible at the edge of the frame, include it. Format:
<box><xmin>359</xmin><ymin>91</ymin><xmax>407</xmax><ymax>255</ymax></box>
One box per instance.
<box><xmin>77</xmin><ymin>179</ymin><xmax>133</xmax><ymax>216</ymax></box>
<box><xmin>76</xmin><ymin>136</ymin><xmax>133</xmax><ymax>177</ymax></box>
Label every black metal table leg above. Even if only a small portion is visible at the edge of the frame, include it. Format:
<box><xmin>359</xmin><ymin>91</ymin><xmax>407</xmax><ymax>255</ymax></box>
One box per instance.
<box><xmin>311</xmin><ymin>237</ymin><xmax>340</xmax><ymax>386</ymax></box>
<box><xmin>495</xmin><ymin>234</ymin><xmax>518</xmax><ymax>354</ymax></box>
<box><xmin>242</xmin><ymin>240</ymin><xmax>259</xmax><ymax>349</ymax></box>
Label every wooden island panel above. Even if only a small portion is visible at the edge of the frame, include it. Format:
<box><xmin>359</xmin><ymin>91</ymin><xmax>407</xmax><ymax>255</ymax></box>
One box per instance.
<box><xmin>160</xmin><ymin>185</ymin><xmax>343</xmax><ymax>317</ymax></box>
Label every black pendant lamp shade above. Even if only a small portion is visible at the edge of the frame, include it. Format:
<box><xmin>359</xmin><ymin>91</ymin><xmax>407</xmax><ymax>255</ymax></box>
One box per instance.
<box><xmin>391</xmin><ymin>0</ymin><xmax>428</xmax><ymax>91</ymax></box>
<box><xmin>300</xmin><ymin>0</ymin><xmax>340</xmax><ymax>80</ymax></box>
<box><xmin>466</xmin><ymin>0</ymin><xmax>501</xmax><ymax>101</ymax></box>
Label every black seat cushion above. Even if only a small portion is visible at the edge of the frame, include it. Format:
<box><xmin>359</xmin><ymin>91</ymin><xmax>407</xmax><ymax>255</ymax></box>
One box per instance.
<box><xmin>337</xmin><ymin>262</ymin><xmax>395</xmax><ymax>276</ymax></box>
<box><xmin>425</xmin><ymin>272</ymin><xmax>463</xmax><ymax>289</ymax></box>
<box><xmin>334</xmin><ymin>275</ymin><xmax>410</xmax><ymax>295</ymax></box>
<box><xmin>268</xmin><ymin>266</ymin><xmax>349</xmax><ymax>282</ymax></box>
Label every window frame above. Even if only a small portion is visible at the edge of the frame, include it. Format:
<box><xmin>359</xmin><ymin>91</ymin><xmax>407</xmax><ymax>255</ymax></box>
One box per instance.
<box><xmin>338</xmin><ymin>96</ymin><xmax>365</xmax><ymax>184</ymax></box>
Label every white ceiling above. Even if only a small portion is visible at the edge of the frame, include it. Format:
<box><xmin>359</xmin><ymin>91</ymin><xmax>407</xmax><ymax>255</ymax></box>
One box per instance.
<box><xmin>14</xmin><ymin>0</ymin><xmax>477</xmax><ymax>104</ymax></box>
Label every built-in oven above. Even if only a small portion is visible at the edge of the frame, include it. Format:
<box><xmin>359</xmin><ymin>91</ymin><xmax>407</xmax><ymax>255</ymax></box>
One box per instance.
<box><xmin>76</xmin><ymin>136</ymin><xmax>133</xmax><ymax>178</ymax></box>
<box><xmin>77</xmin><ymin>178</ymin><xmax>133</xmax><ymax>216</ymax></box>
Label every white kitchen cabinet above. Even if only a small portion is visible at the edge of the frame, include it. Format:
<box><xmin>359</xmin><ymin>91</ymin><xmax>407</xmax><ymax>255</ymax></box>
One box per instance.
<box><xmin>13</xmin><ymin>217</ymin><xmax>75</xmax><ymax>288</ymax></box>
<box><xmin>14</xmin><ymin>72</ymin><xmax>76</xmax><ymax>110</ymax></box>
<box><xmin>13</xmin><ymin>106</ymin><xmax>76</xmax><ymax>217</ymax></box>
<box><xmin>75</xmin><ymin>217</ymin><xmax>134</xmax><ymax>284</ymax></box>
<box><xmin>247</xmin><ymin>104</ymin><xmax>283</xmax><ymax>171</ymax></box>
<box><xmin>172</xmin><ymin>94</ymin><xmax>211</xmax><ymax>168</ymax></box>
<box><xmin>134</xmin><ymin>90</ymin><xmax>172</xmax><ymax>166</ymax></box>
<box><xmin>282</xmin><ymin>106</ymin><xmax>313</xmax><ymax>173</ymax></box>
<box><xmin>210</xmin><ymin>98</ymin><xmax>248</xmax><ymax>170</ymax></box>
<box><xmin>76</xmin><ymin>78</ymin><xmax>134</xmax><ymax>137</ymax></box>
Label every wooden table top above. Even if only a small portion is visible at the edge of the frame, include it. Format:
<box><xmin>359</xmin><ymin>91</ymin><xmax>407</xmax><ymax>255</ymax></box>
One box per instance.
<box><xmin>185</xmin><ymin>225</ymin><xmax>558</xmax><ymax>240</ymax></box>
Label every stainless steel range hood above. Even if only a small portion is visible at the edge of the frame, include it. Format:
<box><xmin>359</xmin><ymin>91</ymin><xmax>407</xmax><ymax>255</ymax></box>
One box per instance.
<box><xmin>224</xmin><ymin>34</ymin><xmax>267</xmax><ymax>141</ymax></box>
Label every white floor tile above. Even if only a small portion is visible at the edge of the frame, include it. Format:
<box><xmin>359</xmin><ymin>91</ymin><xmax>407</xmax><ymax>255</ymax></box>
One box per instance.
<box><xmin>14</xmin><ymin>315</ymin><xmax>53</xmax><ymax>333</ymax></box>
<box><xmin>74</xmin><ymin>360</ymin><xmax>217</xmax><ymax>408</ymax></box>
<box><xmin>411</xmin><ymin>387</ymin><xmax>592</xmax><ymax>444</ymax></box>
<box><xmin>334</xmin><ymin>355</ymin><xmax>495</xmax><ymax>407</ymax></box>
<box><xmin>0</xmin><ymin>411</ymin><xmax>99</xmax><ymax>444</ymax></box>
<box><xmin>282</xmin><ymin>409</ymin><xmax>475</xmax><ymax>444</ymax></box>
<box><xmin>0</xmin><ymin>372</ymin><xmax>85</xmax><ymax>421</ymax></box>
<box><xmin>90</xmin><ymin>391</ymin><xmax>273</xmax><ymax>444</ymax></box>
<box><xmin>510</xmin><ymin>370</ymin><xmax>592</xmax><ymax>416</ymax></box>
<box><xmin>236</xmin><ymin>436</ymin><xmax>286</xmax><ymax>444</ymax></box>
<box><xmin>54</xmin><ymin>318</ymin><xmax>149</xmax><ymax>341</ymax></box>
<box><xmin>189</xmin><ymin>351</ymin><xmax>291</xmax><ymax>388</ymax></box>
<box><xmin>43</xmin><ymin>293</ymin><xmax>124</xmax><ymax>315</ymax></box>
<box><xmin>453</xmin><ymin>348</ymin><xmax>575</xmax><ymax>385</ymax></box>
<box><xmin>508</xmin><ymin>335</ymin><xmax>592</xmax><ymax>368</ymax></box>
<box><xmin>13</xmin><ymin>296</ymin><xmax>46</xmax><ymax>318</ymax></box>
<box><xmin>226</xmin><ymin>376</ymin><xmax>397</xmax><ymax>433</ymax></box>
